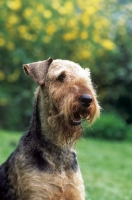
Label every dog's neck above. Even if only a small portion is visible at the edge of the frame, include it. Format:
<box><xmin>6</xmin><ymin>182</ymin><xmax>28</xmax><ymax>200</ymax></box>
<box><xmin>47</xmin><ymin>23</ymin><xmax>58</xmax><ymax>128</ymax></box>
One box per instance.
<box><xmin>30</xmin><ymin>87</ymin><xmax>82</xmax><ymax>148</ymax></box>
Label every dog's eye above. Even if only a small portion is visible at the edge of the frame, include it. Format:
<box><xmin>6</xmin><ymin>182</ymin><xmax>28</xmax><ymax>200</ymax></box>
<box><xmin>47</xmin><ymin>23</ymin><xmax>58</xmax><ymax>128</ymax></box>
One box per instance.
<box><xmin>57</xmin><ymin>73</ymin><xmax>66</xmax><ymax>82</ymax></box>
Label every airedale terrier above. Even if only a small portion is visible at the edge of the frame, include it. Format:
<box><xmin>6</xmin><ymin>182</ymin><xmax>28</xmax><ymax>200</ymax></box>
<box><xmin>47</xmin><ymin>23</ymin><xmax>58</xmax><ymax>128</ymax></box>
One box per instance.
<box><xmin>0</xmin><ymin>58</ymin><xmax>100</xmax><ymax>200</ymax></box>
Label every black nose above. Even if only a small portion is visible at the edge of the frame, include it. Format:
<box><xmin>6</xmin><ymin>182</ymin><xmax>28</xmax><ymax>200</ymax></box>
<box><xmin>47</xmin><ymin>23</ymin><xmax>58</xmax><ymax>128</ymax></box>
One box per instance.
<box><xmin>79</xmin><ymin>94</ymin><xmax>92</xmax><ymax>108</ymax></box>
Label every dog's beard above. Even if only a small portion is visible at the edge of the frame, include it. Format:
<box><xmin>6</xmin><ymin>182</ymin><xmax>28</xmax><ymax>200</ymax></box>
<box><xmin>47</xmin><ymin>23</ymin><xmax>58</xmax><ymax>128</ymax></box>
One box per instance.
<box><xmin>44</xmin><ymin>95</ymin><xmax>100</xmax><ymax>146</ymax></box>
<box><xmin>47</xmin><ymin>112</ymin><xmax>82</xmax><ymax>146</ymax></box>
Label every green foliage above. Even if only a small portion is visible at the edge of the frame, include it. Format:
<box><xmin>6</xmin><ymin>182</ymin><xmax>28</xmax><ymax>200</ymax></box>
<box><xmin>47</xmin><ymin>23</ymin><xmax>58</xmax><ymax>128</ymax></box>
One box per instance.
<box><xmin>83</xmin><ymin>112</ymin><xmax>127</xmax><ymax>140</ymax></box>
<box><xmin>93</xmin><ymin>4</ymin><xmax>132</xmax><ymax>124</ymax></box>
<box><xmin>126</xmin><ymin>125</ymin><xmax>132</xmax><ymax>141</ymax></box>
<box><xmin>0</xmin><ymin>0</ymin><xmax>132</xmax><ymax>130</ymax></box>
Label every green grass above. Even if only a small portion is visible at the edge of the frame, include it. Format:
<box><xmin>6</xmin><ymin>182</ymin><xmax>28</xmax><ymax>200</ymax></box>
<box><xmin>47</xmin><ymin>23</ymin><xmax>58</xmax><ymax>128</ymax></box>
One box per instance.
<box><xmin>0</xmin><ymin>130</ymin><xmax>22</xmax><ymax>164</ymax></box>
<box><xmin>0</xmin><ymin>130</ymin><xmax>132</xmax><ymax>200</ymax></box>
<box><xmin>77</xmin><ymin>139</ymin><xmax>132</xmax><ymax>200</ymax></box>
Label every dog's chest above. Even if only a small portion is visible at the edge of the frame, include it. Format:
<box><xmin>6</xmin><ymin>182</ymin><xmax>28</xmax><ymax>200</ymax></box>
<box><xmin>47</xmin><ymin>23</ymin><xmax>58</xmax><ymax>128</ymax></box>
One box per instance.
<box><xmin>18</xmin><ymin>169</ymin><xmax>85</xmax><ymax>200</ymax></box>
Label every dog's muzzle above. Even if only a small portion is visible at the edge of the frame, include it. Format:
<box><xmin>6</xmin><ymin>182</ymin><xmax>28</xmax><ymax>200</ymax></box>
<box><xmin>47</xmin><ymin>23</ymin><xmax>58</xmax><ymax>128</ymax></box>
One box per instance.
<box><xmin>70</xmin><ymin>94</ymin><xmax>92</xmax><ymax>126</ymax></box>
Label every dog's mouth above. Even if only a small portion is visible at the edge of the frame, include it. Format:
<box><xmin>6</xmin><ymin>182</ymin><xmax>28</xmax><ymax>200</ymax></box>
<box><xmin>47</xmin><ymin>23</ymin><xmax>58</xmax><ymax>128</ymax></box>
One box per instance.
<box><xmin>70</xmin><ymin>112</ymin><xmax>82</xmax><ymax>126</ymax></box>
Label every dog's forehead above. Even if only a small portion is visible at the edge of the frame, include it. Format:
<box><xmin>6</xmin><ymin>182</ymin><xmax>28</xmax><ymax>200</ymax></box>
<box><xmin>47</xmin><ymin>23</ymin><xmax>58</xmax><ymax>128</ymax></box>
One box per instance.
<box><xmin>48</xmin><ymin>59</ymin><xmax>90</xmax><ymax>79</ymax></box>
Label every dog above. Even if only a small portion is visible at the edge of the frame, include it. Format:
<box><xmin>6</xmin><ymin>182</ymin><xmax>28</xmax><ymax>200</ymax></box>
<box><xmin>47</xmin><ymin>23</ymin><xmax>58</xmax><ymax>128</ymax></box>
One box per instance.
<box><xmin>0</xmin><ymin>58</ymin><xmax>100</xmax><ymax>200</ymax></box>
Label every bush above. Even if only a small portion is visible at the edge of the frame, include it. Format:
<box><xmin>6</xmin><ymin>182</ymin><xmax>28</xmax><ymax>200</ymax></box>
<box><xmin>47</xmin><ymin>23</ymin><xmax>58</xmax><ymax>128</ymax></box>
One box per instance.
<box><xmin>126</xmin><ymin>125</ymin><xmax>132</xmax><ymax>141</ymax></box>
<box><xmin>83</xmin><ymin>112</ymin><xmax>127</xmax><ymax>140</ymax></box>
<box><xmin>0</xmin><ymin>0</ymin><xmax>118</xmax><ymax>130</ymax></box>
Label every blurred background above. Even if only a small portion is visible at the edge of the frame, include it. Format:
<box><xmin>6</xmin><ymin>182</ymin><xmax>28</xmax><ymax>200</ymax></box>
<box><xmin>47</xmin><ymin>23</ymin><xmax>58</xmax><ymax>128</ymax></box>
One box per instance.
<box><xmin>0</xmin><ymin>0</ymin><xmax>132</xmax><ymax>138</ymax></box>
<box><xmin>0</xmin><ymin>0</ymin><xmax>132</xmax><ymax>199</ymax></box>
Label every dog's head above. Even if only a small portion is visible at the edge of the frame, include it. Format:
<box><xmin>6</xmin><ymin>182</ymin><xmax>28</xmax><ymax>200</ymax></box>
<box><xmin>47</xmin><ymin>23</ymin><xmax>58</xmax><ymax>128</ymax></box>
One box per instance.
<box><xmin>23</xmin><ymin>58</ymin><xmax>100</xmax><ymax>145</ymax></box>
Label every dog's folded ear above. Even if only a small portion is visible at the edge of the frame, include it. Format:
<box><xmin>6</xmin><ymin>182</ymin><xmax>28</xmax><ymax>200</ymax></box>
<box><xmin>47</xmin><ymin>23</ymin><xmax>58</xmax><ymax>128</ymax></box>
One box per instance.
<box><xmin>23</xmin><ymin>57</ymin><xmax>53</xmax><ymax>85</ymax></box>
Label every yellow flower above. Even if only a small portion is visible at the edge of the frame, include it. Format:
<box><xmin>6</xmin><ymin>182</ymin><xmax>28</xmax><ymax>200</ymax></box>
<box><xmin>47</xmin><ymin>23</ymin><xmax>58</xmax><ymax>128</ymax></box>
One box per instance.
<box><xmin>8</xmin><ymin>15</ymin><xmax>19</xmax><ymax>25</ymax></box>
<box><xmin>6</xmin><ymin>0</ymin><xmax>22</xmax><ymax>11</ymax></box>
<box><xmin>81</xmin><ymin>15</ymin><xmax>90</xmax><ymax>27</ymax></box>
<box><xmin>68</xmin><ymin>19</ymin><xmax>77</xmax><ymax>28</ymax></box>
<box><xmin>58</xmin><ymin>7</ymin><xmax>66</xmax><ymax>15</ymax></box>
<box><xmin>52</xmin><ymin>2</ymin><xmax>61</xmax><ymax>10</ymax></box>
<box><xmin>23</xmin><ymin>8</ymin><xmax>33</xmax><ymax>18</ymax></box>
<box><xmin>80</xmin><ymin>50</ymin><xmax>91</xmax><ymax>59</ymax></box>
<box><xmin>87</xmin><ymin>6</ymin><xmax>96</xmax><ymax>15</ymax></box>
<box><xmin>45</xmin><ymin>23</ymin><xmax>57</xmax><ymax>35</ymax></box>
<box><xmin>94</xmin><ymin>21</ymin><xmax>102</xmax><ymax>30</ymax></box>
<box><xmin>43</xmin><ymin>10</ymin><xmax>52</xmax><ymax>19</ymax></box>
<box><xmin>0</xmin><ymin>70</ymin><xmax>5</xmax><ymax>81</ymax></box>
<box><xmin>63</xmin><ymin>27</ymin><xmax>78</xmax><ymax>41</ymax></box>
<box><xmin>64</xmin><ymin>1</ymin><xmax>74</xmax><ymax>13</ymax></box>
<box><xmin>18</xmin><ymin>25</ymin><xmax>27</xmax><ymax>34</ymax></box>
<box><xmin>94</xmin><ymin>18</ymin><xmax>110</xmax><ymax>30</ymax></box>
<box><xmin>80</xmin><ymin>31</ymin><xmax>88</xmax><ymax>40</ymax></box>
<box><xmin>0</xmin><ymin>37</ymin><xmax>6</xmax><ymax>46</ymax></box>
<box><xmin>30</xmin><ymin>17</ymin><xmax>42</xmax><ymax>30</ymax></box>
<box><xmin>63</xmin><ymin>33</ymin><xmax>76</xmax><ymax>41</ymax></box>
<box><xmin>22</xmin><ymin>33</ymin><xmax>37</xmax><ymax>41</ymax></box>
<box><xmin>76</xmin><ymin>48</ymin><xmax>91</xmax><ymax>60</ymax></box>
<box><xmin>101</xmin><ymin>39</ymin><xmax>116</xmax><ymax>50</ymax></box>
<box><xmin>58</xmin><ymin>2</ymin><xmax>74</xmax><ymax>15</ymax></box>
<box><xmin>37</xmin><ymin>4</ymin><xmax>45</xmax><ymax>13</ymax></box>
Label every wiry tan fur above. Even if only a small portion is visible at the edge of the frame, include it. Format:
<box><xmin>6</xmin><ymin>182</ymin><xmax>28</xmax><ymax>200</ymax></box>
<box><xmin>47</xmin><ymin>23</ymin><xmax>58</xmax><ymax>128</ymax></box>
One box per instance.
<box><xmin>8</xmin><ymin>151</ymin><xmax>85</xmax><ymax>200</ymax></box>
<box><xmin>10</xmin><ymin>163</ymin><xmax>84</xmax><ymax>199</ymax></box>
